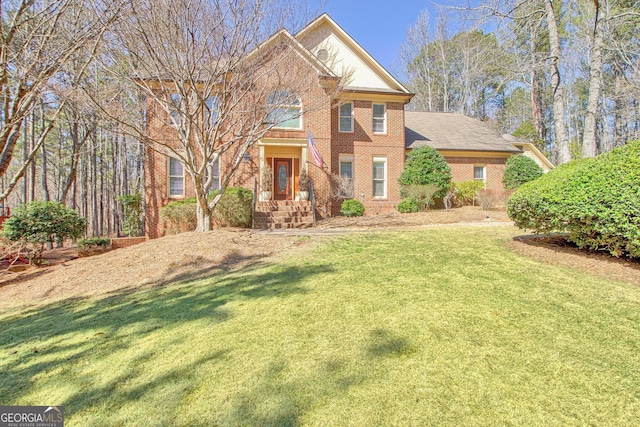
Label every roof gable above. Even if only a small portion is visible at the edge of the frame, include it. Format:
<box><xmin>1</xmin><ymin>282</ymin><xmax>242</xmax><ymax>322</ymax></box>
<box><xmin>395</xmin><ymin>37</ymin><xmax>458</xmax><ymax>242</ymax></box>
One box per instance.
<box><xmin>296</xmin><ymin>14</ymin><xmax>410</xmax><ymax>94</ymax></box>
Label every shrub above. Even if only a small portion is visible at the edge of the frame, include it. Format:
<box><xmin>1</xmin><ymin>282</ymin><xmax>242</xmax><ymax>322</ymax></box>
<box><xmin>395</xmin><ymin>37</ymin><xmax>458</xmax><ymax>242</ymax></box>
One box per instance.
<box><xmin>77</xmin><ymin>237</ymin><xmax>111</xmax><ymax>250</ymax></box>
<box><xmin>507</xmin><ymin>141</ymin><xmax>640</xmax><ymax>257</ymax></box>
<box><xmin>160</xmin><ymin>198</ymin><xmax>198</xmax><ymax>234</ymax></box>
<box><xmin>399</xmin><ymin>146</ymin><xmax>451</xmax><ymax>197</ymax></box>
<box><xmin>3</xmin><ymin>201</ymin><xmax>87</xmax><ymax>264</ymax></box>
<box><xmin>117</xmin><ymin>192</ymin><xmax>143</xmax><ymax>237</ymax></box>
<box><xmin>211</xmin><ymin>187</ymin><xmax>253</xmax><ymax>228</ymax></box>
<box><xmin>503</xmin><ymin>154</ymin><xmax>544</xmax><ymax>189</ymax></box>
<box><xmin>397</xmin><ymin>198</ymin><xmax>420</xmax><ymax>213</ymax></box>
<box><xmin>160</xmin><ymin>187</ymin><xmax>253</xmax><ymax>233</ymax></box>
<box><xmin>399</xmin><ymin>184</ymin><xmax>440</xmax><ymax>211</ymax></box>
<box><xmin>476</xmin><ymin>189</ymin><xmax>499</xmax><ymax>210</ymax></box>
<box><xmin>340</xmin><ymin>199</ymin><xmax>365</xmax><ymax>217</ymax></box>
<box><xmin>450</xmin><ymin>181</ymin><xmax>484</xmax><ymax>206</ymax></box>
<box><xmin>298</xmin><ymin>168</ymin><xmax>310</xmax><ymax>192</ymax></box>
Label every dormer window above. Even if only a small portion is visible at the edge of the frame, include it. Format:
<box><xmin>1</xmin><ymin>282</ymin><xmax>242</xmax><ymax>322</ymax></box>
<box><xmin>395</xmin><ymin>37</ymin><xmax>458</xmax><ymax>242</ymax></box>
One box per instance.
<box><xmin>266</xmin><ymin>90</ymin><xmax>302</xmax><ymax>129</ymax></box>
<box><xmin>168</xmin><ymin>94</ymin><xmax>181</xmax><ymax>126</ymax></box>
<box><xmin>205</xmin><ymin>96</ymin><xmax>219</xmax><ymax>125</ymax></box>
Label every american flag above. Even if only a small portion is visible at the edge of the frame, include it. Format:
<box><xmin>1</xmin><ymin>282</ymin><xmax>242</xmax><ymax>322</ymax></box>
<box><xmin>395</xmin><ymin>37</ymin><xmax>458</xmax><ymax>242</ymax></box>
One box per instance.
<box><xmin>307</xmin><ymin>129</ymin><xmax>323</xmax><ymax>168</ymax></box>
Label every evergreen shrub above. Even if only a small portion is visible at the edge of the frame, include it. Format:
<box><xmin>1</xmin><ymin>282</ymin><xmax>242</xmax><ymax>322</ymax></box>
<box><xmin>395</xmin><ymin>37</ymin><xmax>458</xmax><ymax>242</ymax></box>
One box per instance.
<box><xmin>503</xmin><ymin>154</ymin><xmax>544</xmax><ymax>189</ymax></box>
<box><xmin>507</xmin><ymin>141</ymin><xmax>640</xmax><ymax>257</ymax></box>
<box><xmin>340</xmin><ymin>199</ymin><xmax>365</xmax><ymax>217</ymax></box>
<box><xmin>399</xmin><ymin>146</ymin><xmax>451</xmax><ymax>197</ymax></box>
<box><xmin>397</xmin><ymin>198</ymin><xmax>420</xmax><ymax>213</ymax></box>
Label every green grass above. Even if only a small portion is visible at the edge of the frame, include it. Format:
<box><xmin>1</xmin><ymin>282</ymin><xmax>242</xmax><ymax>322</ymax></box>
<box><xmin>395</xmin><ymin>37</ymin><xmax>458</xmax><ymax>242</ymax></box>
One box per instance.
<box><xmin>1</xmin><ymin>226</ymin><xmax>639</xmax><ymax>426</ymax></box>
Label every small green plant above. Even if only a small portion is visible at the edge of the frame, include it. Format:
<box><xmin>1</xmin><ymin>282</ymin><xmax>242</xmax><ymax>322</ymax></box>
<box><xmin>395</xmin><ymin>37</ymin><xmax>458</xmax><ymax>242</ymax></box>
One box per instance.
<box><xmin>77</xmin><ymin>237</ymin><xmax>111</xmax><ymax>250</ymax></box>
<box><xmin>399</xmin><ymin>146</ymin><xmax>451</xmax><ymax>198</ymax></box>
<box><xmin>340</xmin><ymin>199</ymin><xmax>365</xmax><ymax>217</ymax></box>
<box><xmin>503</xmin><ymin>154</ymin><xmax>544</xmax><ymax>189</ymax></box>
<box><xmin>397</xmin><ymin>198</ymin><xmax>420</xmax><ymax>213</ymax></box>
<box><xmin>399</xmin><ymin>184</ymin><xmax>440</xmax><ymax>211</ymax></box>
<box><xmin>117</xmin><ymin>192</ymin><xmax>144</xmax><ymax>237</ymax></box>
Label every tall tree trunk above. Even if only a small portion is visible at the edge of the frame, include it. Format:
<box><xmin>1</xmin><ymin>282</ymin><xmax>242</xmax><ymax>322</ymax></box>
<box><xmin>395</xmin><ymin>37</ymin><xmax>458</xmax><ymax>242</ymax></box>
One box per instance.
<box><xmin>582</xmin><ymin>1</ymin><xmax>605</xmax><ymax>158</ymax></box>
<box><xmin>545</xmin><ymin>0</ymin><xmax>571</xmax><ymax>164</ymax></box>
<box><xmin>21</xmin><ymin>117</ymin><xmax>28</xmax><ymax>204</ymax></box>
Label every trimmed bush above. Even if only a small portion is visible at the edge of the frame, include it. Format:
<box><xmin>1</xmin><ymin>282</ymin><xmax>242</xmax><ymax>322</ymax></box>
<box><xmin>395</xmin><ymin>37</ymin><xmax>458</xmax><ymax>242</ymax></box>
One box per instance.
<box><xmin>160</xmin><ymin>198</ymin><xmax>198</xmax><ymax>234</ymax></box>
<box><xmin>503</xmin><ymin>154</ymin><xmax>544</xmax><ymax>189</ymax></box>
<box><xmin>399</xmin><ymin>146</ymin><xmax>451</xmax><ymax>197</ymax></box>
<box><xmin>399</xmin><ymin>184</ymin><xmax>440</xmax><ymax>211</ymax></box>
<box><xmin>340</xmin><ymin>199</ymin><xmax>365</xmax><ymax>217</ymax></box>
<box><xmin>507</xmin><ymin>141</ymin><xmax>640</xmax><ymax>257</ymax></box>
<box><xmin>450</xmin><ymin>181</ymin><xmax>484</xmax><ymax>206</ymax></box>
<box><xmin>160</xmin><ymin>187</ymin><xmax>253</xmax><ymax>233</ymax></box>
<box><xmin>397</xmin><ymin>198</ymin><xmax>420</xmax><ymax>213</ymax></box>
<box><xmin>211</xmin><ymin>187</ymin><xmax>253</xmax><ymax>228</ymax></box>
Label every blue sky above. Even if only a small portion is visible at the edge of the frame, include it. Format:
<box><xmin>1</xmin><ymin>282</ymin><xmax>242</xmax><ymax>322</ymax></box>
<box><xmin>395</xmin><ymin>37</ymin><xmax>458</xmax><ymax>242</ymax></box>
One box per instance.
<box><xmin>323</xmin><ymin>0</ymin><xmax>439</xmax><ymax>74</ymax></box>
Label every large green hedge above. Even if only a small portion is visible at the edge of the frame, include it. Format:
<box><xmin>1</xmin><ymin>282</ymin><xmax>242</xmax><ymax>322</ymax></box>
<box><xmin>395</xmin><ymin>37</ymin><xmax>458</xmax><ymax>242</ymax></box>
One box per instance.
<box><xmin>399</xmin><ymin>146</ymin><xmax>451</xmax><ymax>198</ymax></box>
<box><xmin>507</xmin><ymin>141</ymin><xmax>640</xmax><ymax>257</ymax></box>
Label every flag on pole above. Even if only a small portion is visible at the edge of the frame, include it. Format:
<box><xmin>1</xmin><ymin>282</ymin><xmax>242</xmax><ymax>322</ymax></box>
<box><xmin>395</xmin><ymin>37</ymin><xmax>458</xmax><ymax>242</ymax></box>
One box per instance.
<box><xmin>307</xmin><ymin>129</ymin><xmax>322</xmax><ymax>168</ymax></box>
<box><xmin>307</xmin><ymin>129</ymin><xmax>323</xmax><ymax>168</ymax></box>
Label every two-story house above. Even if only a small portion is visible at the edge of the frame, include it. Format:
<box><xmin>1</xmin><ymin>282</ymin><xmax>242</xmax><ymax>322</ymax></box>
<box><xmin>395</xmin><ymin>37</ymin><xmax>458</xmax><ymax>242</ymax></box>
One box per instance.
<box><xmin>144</xmin><ymin>13</ymin><xmax>551</xmax><ymax>238</ymax></box>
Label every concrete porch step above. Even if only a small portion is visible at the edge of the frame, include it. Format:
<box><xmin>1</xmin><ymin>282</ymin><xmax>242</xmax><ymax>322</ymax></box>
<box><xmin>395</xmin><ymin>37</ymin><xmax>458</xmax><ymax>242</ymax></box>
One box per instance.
<box><xmin>253</xmin><ymin>200</ymin><xmax>315</xmax><ymax>230</ymax></box>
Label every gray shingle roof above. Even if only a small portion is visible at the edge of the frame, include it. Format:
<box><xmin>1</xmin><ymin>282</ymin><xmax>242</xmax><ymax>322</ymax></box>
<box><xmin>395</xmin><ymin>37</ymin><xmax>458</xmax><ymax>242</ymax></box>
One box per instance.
<box><xmin>405</xmin><ymin>111</ymin><xmax>521</xmax><ymax>153</ymax></box>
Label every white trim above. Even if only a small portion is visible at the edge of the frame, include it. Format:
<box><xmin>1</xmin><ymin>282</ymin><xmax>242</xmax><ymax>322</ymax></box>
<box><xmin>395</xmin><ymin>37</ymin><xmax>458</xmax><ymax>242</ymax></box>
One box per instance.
<box><xmin>372</xmin><ymin>156</ymin><xmax>387</xmax><ymax>199</ymax></box>
<box><xmin>473</xmin><ymin>165</ymin><xmax>486</xmax><ymax>184</ymax></box>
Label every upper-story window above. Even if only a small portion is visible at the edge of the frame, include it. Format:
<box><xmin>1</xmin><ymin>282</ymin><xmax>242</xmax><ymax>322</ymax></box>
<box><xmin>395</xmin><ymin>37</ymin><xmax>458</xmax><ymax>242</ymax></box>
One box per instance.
<box><xmin>266</xmin><ymin>90</ymin><xmax>301</xmax><ymax>129</ymax></box>
<box><xmin>339</xmin><ymin>102</ymin><xmax>353</xmax><ymax>133</ymax></box>
<box><xmin>168</xmin><ymin>94</ymin><xmax>181</xmax><ymax>126</ymax></box>
<box><xmin>205</xmin><ymin>95</ymin><xmax>219</xmax><ymax>125</ymax></box>
<box><xmin>372</xmin><ymin>103</ymin><xmax>386</xmax><ymax>134</ymax></box>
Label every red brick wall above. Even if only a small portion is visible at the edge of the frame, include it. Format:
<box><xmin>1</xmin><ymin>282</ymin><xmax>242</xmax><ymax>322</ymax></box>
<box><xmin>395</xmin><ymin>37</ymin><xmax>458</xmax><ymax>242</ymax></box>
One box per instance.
<box><xmin>444</xmin><ymin>155</ymin><xmax>509</xmax><ymax>192</ymax></box>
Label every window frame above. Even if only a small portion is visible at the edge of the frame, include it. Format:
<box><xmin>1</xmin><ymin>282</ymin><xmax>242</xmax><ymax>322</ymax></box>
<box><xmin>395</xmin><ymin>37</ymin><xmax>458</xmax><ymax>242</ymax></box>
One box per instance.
<box><xmin>339</xmin><ymin>154</ymin><xmax>355</xmax><ymax>198</ymax></box>
<box><xmin>474</xmin><ymin>165</ymin><xmax>486</xmax><ymax>184</ymax></box>
<box><xmin>266</xmin><ymin>90</ymin><xmax>302</xmax><ymax>130</ymax></box>
<box><xmin>339</xmin><ymin>102</ymin><xmax>354</xmax><ymax>133</ymax></box>
<box><xmin>372</xmin><ymin>156</ymin><xmax>387</xmax><ymax>199</ymax></box>
<box><xmin>168</xmin><ymin>157</ymin><xmax>185</xmax><ymax>198</ymax></box>
<box><xmin>205</xmin><ymin>95</ymin><xmax>219</xmax><ymax>126</ymax></box>
<box><xmin>372</xmin><ymin>103</ymin><xmax>386</xmax><ymax>134</ymax></box>
<box><xmin>206</xmin><ymin>158</ymin><xmax>221</xmax><ymax>193</ymax></box>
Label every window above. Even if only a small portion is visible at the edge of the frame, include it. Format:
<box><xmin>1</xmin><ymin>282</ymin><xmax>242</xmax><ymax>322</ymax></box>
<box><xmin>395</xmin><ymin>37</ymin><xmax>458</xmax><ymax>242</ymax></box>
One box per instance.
<box><xmin>339</xmin><ymin>155</ymin><xmax>354</xmax><ymax>198</ymax></box>
<box><xmin>339</xmin><ymin>102</ymin><xmax>353</xmax><ymax>132</ymax></box>
<box><xmin>169</xmin><ymin>157</ymin><xmax>184</xmax><ymax>197</ymax></box>
<box><xmin>168</xmin><ymin>94</ymin><xmax>181</xmax><ymax>126</ymax></box>
<box><xmin>206</xmin><ymin>158</ymin><xmax>220</xmax><ymax>193</ymax></box>
<box><xmin>205</xmin><ymin>96</ymin><xmax>219</xmax><ymax>125</ymax></box>
<box><xmin>372</xmin><ymin>157</ymin><xmax>387</xmax><ymax>198</ymax></box>
<box><xmin>474</xmin><ymin>165</ymin><xmax>486</xmax><ymax>182</ymax></box>
<box><xmin>266</xmin><ymin>90</ymin><xmax>301</xmax><ymax>129</ymax></box>
<box><xmin>372</xmin><ymin>103</ymin><xmax>386</xmax><ymax>134</ymax></box>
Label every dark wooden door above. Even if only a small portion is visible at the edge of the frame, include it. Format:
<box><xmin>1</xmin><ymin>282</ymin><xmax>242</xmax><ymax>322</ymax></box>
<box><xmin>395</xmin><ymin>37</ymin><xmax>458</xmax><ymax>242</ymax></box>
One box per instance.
<box><xmin>274</xmin><ymin>158</ymin><xmax>293</xmax><ymax>200</ymax></box>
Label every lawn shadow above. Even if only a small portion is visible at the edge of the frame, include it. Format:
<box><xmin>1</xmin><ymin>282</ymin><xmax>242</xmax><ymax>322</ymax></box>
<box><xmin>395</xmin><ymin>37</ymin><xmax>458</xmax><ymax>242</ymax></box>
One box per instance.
<box><xmin>0</xmin><ymin>258</ymin><xmax>333</xmax><ymax>418</ymax></box>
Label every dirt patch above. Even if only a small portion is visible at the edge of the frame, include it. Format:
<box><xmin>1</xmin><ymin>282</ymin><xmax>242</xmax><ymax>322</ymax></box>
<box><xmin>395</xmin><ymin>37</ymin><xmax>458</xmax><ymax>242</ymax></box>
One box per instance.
<box><xmin>509</xmin><ymin>234</ymin><xmax>640</xmax><ymax>285</ymax></box>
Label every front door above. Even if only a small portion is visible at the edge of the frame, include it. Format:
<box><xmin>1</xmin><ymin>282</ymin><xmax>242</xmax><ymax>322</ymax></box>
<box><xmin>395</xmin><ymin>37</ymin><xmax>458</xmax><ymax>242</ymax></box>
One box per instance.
<box><xmin>274</xmin><ymin>158</ymin><xmax>293</xmax><ymax>200</ymax></box>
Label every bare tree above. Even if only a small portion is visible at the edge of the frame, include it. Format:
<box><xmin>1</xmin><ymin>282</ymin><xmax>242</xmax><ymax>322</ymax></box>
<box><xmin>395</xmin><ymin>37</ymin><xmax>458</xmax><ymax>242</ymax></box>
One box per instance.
<box><xmin>0</xmin><ymin>0</ymin><xmax>121</xmax><ymax>201</ymax></box>
<box><xmin>101</xmin><ymin>0</ymin><xmax>336</xmax><ymax>232</ymax></box>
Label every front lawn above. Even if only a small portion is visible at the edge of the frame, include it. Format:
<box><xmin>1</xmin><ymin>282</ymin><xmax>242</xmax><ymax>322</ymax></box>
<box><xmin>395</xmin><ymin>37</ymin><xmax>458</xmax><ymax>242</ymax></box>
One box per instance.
<box><xmin>1</xmin><ymin>226</ymin><xmax>638</xmax><ymax>426</ymax></box>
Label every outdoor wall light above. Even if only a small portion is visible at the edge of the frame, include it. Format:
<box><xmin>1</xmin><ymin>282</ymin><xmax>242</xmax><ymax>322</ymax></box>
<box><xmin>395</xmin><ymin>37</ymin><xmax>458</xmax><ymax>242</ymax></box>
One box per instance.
<box><xmin>243</xmin><ymin>153</ymin><xmax>250</xmax><ymax>163</ymax></box>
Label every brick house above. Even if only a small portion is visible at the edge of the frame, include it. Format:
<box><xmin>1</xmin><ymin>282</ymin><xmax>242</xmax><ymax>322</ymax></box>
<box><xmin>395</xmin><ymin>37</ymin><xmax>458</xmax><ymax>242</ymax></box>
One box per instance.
<box><xmin>144</xmin><ymin>13</ymin><xmax>551</xmax><ymax>237</ymax></box>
